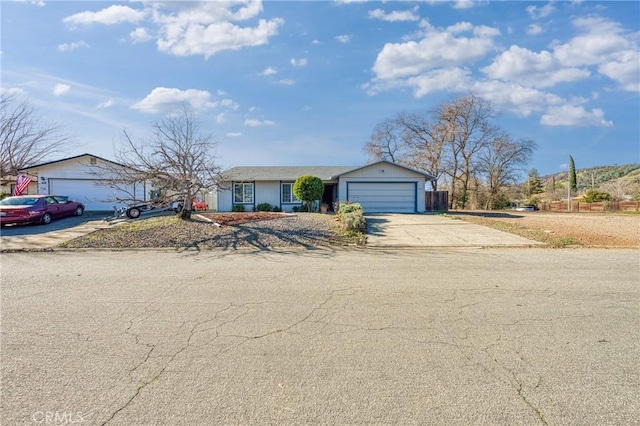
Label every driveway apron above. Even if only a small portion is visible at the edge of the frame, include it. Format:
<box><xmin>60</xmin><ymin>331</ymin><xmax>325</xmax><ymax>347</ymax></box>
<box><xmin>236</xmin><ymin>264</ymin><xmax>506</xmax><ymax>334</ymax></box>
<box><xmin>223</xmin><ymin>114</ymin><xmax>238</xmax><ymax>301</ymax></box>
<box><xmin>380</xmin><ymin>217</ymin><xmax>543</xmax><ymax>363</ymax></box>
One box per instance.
<box><xmin>366</xmin><ymin>213</ymin><xmax>542</xmax><ymax>248</ymax></box>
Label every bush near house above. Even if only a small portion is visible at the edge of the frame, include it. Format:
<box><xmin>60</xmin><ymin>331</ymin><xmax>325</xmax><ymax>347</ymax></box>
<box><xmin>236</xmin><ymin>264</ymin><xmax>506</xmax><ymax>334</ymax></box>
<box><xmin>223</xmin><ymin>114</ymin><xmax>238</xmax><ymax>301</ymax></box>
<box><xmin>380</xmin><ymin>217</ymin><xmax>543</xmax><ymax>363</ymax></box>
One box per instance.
<box><xmin>293</xmin><ymin>175</ymin><xmax>324</xmax><ymax>212</ymax></box>
<box><xmin>232</xmin><ymin>204</ymin><xmax>245</xmax><ymax>212</ymax></box>
<box><xmin>257</xmin><ymin>203</ymin><xmax>272</xmax><ymax>212</ymax></box>
<box><xmin>337</xmin><ymin>202</ymin><xmax>366</xmax><ymax>233</ymax></box>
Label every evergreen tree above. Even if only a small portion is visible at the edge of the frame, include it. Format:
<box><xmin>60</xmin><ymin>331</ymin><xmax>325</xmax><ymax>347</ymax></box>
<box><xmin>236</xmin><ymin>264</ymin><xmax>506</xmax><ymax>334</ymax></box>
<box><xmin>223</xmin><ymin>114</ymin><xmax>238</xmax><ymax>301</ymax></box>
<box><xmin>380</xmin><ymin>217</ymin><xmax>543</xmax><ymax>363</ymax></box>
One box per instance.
<box><xmin>569</xmin><ymin>155</ymin><xmax>578</xmax><ymax>192</ymax></box>
<box><xmin>527</xmin><ymin>169</ymin><xmax>544</xmax><ymax>195</ymax></box>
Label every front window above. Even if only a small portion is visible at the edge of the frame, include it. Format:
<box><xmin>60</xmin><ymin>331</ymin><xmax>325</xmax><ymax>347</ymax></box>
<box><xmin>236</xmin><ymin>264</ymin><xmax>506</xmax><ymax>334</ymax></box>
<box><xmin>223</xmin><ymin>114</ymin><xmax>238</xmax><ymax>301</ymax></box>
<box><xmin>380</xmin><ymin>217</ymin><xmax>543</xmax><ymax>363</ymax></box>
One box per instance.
<box><xmin>233</xmin><ymin>182</ymin><xmax>253</xmax><ymax>203</ymax></box>
<box><xmin>281</xmin><ymin>183</ymin><xmax>299</xmax><ymax>203</ymax></box>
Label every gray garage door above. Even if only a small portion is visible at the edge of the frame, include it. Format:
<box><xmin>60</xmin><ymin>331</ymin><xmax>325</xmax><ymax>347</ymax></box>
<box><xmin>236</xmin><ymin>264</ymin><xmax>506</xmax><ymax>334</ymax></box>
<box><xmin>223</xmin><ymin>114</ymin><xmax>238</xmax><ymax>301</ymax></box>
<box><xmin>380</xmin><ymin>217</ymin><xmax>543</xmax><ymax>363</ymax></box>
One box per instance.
<box><xmin>347</xmin><ymin>182</ymin><xmax>416</xmax><ymax>213</ymax></box>
<box><xmin>49</xmin><ymin>179</ymin><xmax>136</xmax><ymax>211</ymax></box>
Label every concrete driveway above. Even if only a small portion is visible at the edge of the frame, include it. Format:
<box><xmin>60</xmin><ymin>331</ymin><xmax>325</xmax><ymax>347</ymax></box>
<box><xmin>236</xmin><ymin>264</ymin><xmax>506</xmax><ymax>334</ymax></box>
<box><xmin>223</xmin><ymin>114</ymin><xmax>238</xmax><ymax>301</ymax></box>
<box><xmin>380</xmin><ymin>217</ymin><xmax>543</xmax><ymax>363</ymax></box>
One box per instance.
<box><xmin>366</xmin><ymin>213</ymin><xmax>542</xmax><ymax>248</ymax></box>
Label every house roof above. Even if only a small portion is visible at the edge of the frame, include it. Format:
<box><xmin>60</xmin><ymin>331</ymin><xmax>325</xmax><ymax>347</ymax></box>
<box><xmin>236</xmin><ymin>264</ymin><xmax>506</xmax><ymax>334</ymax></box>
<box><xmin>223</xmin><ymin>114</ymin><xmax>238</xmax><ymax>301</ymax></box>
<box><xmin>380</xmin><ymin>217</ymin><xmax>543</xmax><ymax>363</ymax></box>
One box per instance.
<box><xmin>333</xmin><ymin>160</ymin><xmax>436</xmax><ymax>180</ymax></box>
<box><xmin>18</xmin><ymin>153</ymin><xmax>127</xmax><ymax>172</ymax></box>
<box><xmin>220</xmin><ymin>166</ymin><xmax>356</xmax><ymax>182</ymax></box>
<box><xmin>220</xmin><ymin>161</ymin><xmax>436</xmax><ymax>182</ymax></box>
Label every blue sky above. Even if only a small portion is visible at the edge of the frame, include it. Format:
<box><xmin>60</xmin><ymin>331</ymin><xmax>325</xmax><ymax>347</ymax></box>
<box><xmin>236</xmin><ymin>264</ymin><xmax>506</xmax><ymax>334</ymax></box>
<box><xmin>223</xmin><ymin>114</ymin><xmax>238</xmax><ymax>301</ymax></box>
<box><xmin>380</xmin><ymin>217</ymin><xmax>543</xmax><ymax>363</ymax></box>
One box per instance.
<box><xmin>1</xmin><ymin>0</ymin><xmax>638</xmax><ymax>176</ymax></box>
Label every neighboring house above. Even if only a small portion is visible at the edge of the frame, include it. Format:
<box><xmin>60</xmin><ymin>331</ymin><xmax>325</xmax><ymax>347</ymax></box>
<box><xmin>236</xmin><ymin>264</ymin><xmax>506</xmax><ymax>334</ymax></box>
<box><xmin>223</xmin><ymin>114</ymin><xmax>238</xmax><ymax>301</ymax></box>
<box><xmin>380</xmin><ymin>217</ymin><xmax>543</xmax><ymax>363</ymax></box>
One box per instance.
<box><xmin>218</xmin><ymin>160</ymin><xmax>435</xmax><ymax>213</ymax></box>
<box><xmin>0</xmin><ymin>175</ymin><xmax>38</xmax><ymax>197</ymax></box>
<box><xmin>18</xmin><ymin>153</ymin><xmax>150</xmax><ymax>211</ymax></box>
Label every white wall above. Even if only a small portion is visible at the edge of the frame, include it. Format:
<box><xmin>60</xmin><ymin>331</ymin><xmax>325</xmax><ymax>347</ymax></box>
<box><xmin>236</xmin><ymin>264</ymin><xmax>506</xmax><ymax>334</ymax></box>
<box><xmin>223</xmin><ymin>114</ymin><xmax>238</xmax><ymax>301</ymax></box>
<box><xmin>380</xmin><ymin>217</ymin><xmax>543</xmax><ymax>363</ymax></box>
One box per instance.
<box><xmin>337</xmin><ymin>163</ymin><xmax>426</xmax><ymax>213</ymax></box>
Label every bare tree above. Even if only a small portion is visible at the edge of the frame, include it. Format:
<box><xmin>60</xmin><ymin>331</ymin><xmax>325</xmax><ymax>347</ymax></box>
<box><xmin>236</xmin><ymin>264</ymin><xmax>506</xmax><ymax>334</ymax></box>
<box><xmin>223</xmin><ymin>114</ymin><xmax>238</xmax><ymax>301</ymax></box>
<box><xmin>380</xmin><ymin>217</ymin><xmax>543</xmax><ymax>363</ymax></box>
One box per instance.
<box><xmin>363</xmin><ymin>93</ymin><xmax>536</xmax><ymax>209</ymax></box>
<box><xmin>0</xmin><ymin>94</ymin><xmax>71</xmax><ymax>176</ymax></box>
<box><xmin>477</xmin><ymin>135</ymin><xmax>536</xmax><ymax>209</ymax></box>
<box><xmin>363</xmin><ymin>117</ymin><xmax>406</xmax><ymax>163</ymax></box>
<box><xmin>440</xmin><ymin>94</ymin><xmax>498</xmax><ymax>209</ymax></box>
<box><xmin>96</xmin><ymin>105</ymin><xmax>220</xmax><ymax>219</ymax></box>
<box><xmin>397</xmin><ymin>112</ymin><xmax>446</xmax><ymax>191</ymax></box>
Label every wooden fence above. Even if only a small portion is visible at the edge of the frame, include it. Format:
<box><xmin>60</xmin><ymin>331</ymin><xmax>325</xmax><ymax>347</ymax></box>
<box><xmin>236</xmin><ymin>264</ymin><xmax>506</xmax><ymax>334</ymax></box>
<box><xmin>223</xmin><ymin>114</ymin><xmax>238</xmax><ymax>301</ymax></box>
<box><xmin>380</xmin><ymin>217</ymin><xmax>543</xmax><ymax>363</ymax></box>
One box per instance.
<box><xmin>541</xmin><ymin>201</ymin><xmax>640</xmax><ymax>212</ymax></box>
<box><xmin>425</xmin><ymin>191</ymin><xmax>448</xmax><ymax>212</ymax></box>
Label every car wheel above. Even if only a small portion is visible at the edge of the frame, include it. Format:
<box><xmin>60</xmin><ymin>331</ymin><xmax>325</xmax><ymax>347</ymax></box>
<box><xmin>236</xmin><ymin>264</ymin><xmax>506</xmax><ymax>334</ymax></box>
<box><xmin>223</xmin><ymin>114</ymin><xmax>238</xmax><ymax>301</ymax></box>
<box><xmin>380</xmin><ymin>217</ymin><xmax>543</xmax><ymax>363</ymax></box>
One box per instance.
<box><xmin>41</xmin><ymin>212</ymin><xmax>53</xmax><ymax>225</ymax></box>
<box><xmin>126</xmin><ymin>207</ymin><xmax>141</xmax><ymax>219</ymax></box>
<box><xmin>173</xmin><ymin>203</ymin><xmax>184</xmax><ymax>213</ymax></box>
<box><xmin>75</xmin><ymin>206</ymin><xmax>84</xmax><ymax>216</ymax></box>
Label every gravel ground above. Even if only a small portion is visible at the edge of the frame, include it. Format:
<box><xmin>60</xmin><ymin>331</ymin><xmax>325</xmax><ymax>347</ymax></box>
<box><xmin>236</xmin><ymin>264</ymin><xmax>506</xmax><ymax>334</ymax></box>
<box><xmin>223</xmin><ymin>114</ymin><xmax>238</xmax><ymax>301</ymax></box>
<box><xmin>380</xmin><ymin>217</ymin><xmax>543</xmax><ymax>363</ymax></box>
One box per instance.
<box><xmin>60</xmin><ymin>213</ymin><xmax>354</xmax><ymax>249</ymax></box>
<box><xmin>452</xmin><ymin>211</ymin><xmax>640</xmax><ymax>247</ymax></box>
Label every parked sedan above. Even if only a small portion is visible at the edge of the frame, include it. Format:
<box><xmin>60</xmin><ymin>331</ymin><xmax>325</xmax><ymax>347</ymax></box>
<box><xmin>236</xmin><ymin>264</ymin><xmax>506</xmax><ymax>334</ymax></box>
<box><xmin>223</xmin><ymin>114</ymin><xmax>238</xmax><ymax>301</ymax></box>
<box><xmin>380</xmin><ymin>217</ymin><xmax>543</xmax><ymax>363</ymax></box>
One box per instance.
<box><xmin>0</xmin><ymin>195</ymin><xmax>85</xmax><ymax>226</ymax></box>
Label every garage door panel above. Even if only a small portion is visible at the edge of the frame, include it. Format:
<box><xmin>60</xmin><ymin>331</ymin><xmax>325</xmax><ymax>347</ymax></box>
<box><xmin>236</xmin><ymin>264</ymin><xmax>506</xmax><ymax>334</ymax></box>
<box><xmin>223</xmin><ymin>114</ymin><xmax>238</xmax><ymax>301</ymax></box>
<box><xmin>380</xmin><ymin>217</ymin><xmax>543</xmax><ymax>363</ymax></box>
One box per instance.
<box><xmin>348</xmin><ymin>182</ymin><xmax>416</xmax><ymax>213</ymax></box>
<box><xmin>49</xmin><ymin>179</ymin><xmax>138</xmax><ymax>211</ymax></box>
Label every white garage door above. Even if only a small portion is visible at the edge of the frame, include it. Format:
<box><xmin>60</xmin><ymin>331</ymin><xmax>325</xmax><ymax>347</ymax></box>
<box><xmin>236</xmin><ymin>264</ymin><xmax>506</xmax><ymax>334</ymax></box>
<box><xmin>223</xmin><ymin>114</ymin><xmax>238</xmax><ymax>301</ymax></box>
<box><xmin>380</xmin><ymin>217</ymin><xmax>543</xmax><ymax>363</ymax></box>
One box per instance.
<box><xmin>49</xmin><ymin>179</ymin><xmax>138</xmax><ymax>211</ymax></box>
<box><xmin>347</xmin><ymin>182</ymin><xmax>416</xmax><ymax>213</ymax></box>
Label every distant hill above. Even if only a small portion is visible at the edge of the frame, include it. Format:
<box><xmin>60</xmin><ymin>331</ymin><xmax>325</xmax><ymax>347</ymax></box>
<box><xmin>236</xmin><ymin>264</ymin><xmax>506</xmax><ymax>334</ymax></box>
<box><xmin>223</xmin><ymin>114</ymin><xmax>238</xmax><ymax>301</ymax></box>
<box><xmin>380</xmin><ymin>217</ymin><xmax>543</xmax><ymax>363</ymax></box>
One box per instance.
<box><xmin>541</xmin><ymin>164</ymin><xmax>640</xmax><ymax>191</ymax></box>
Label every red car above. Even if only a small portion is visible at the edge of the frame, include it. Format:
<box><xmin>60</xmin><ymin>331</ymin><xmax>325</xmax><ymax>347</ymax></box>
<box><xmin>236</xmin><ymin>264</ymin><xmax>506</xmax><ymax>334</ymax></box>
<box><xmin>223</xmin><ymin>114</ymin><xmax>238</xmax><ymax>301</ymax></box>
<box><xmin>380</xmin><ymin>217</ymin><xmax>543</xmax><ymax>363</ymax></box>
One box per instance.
<box><xmin>0</xmin><ymin>195</ymin><xmax>85</xmax><ymax>226</ymax></box>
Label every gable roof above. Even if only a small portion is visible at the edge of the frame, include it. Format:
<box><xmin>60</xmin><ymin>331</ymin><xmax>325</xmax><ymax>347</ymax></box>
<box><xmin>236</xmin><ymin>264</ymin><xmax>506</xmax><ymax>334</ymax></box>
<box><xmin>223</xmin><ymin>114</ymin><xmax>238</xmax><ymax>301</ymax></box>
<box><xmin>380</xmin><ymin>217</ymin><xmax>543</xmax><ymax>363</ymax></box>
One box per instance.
<box><xmin>220</xmin><ymin>166</ymin><xmax>356</xmax><ymax>182</ymax></box>
<box><xmin>220</xmin><ymin>161</ymin><xmax>436</xmax><ymax>182</ymax></box>
<box><xmin>18</xmin><ymin>153</ymin><xmax>127</xmax><ymax>172</ymax></box>
<box><xmin>334</xmin><ymin>160</ymin><xmax>436</xmax><ymax>180</ymax></box>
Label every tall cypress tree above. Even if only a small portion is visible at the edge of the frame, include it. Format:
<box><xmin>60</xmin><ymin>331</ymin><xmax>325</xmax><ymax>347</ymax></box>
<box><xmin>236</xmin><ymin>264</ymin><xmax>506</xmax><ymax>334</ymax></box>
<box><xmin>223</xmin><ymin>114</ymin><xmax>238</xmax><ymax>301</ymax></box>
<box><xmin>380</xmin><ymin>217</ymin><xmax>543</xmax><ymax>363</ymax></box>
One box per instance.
<box><xmin>569</xmin><ymin>155</ymin><xmax>577</xmax><ymax>192</ymax></box>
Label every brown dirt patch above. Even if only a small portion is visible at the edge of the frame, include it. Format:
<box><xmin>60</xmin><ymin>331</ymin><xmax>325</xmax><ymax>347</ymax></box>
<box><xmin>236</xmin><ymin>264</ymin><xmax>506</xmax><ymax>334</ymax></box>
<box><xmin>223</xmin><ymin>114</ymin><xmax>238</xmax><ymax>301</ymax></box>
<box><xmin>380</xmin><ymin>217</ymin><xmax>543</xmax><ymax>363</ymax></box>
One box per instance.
<box><xmin>199</xmin><ymin>212</ymin><xmax>289</xmax><ymax>226</ymax></box>
<box><xmin>452</xmin><ymin>211</ymin><xmax>639</xmax><ymax>248</ymax></box>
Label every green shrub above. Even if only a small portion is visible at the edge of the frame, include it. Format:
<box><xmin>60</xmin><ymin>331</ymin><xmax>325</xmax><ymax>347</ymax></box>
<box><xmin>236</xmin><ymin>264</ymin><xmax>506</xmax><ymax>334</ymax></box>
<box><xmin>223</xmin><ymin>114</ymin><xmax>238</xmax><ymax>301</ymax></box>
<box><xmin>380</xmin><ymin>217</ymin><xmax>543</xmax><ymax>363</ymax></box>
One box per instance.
<box><xmin>232</xmin><ymin>204</ymin><xmax>245</xmax><ymax>212</ymax></box>
<box><xmin>272</xmin><ymin>206</ymin><xmax>281</xmax><ymax>212</ymax></box>
<box><xmin>583</xmin><ymin>189</ymin><xmax>610</xmax><ymax>203</ymax></box>
<box><xmin>341</xmin><ymin>210</ymin><xmax>366</xmax><ymax>232</ymax></box>
<box><xmin>338</xmin><ymin>202</ymin><xmax>363</xmax><ymax>216</ymax></box>
<box><xmin>293</xmin><ymin>175</ymin><xmax>324</xmax><ymax>212</ymax></box>
<box><xmin>257</xmin><ymin>202</ymin><xmax>272</xmax><ymax>212</ymax></box>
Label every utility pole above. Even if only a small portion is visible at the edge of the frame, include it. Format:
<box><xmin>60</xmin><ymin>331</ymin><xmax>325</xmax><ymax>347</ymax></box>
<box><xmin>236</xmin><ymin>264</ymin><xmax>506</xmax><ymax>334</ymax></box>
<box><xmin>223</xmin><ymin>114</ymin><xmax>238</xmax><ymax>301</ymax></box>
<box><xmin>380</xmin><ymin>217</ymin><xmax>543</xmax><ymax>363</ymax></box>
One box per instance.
<box><xmin>567</xmin><ymin>161</ymin><xmax>571</xmax><ymax>212</ymax></box>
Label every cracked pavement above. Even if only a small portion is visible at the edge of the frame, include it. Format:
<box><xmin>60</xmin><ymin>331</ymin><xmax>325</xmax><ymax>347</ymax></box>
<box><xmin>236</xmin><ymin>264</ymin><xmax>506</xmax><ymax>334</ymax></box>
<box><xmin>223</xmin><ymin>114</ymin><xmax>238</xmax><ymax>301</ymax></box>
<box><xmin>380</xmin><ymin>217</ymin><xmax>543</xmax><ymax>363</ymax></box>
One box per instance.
<box><xmin>1</xmin><ymin>248</ymin><xmax>638</xmax><ymax>425</ymax></box>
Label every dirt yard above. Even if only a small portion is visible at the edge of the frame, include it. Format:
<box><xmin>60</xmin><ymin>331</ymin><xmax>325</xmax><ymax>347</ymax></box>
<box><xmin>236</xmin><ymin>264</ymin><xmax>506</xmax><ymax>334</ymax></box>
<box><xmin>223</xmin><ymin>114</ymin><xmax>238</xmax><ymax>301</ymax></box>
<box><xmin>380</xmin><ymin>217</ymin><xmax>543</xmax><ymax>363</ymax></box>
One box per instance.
<box><xmin>452</xmin><ymin>211</ymin><xmax>639</xmax><ymax>248</ymax></box>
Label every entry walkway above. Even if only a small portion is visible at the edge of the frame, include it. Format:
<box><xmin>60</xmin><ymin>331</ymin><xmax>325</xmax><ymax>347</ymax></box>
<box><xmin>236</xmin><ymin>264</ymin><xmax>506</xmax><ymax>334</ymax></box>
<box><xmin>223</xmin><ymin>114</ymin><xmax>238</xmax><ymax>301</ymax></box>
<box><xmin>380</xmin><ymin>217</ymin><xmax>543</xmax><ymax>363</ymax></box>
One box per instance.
<box><xmin>366</xmin><ymin>213</ymin><xmax>543</xmax><ymax>248</ymax></box>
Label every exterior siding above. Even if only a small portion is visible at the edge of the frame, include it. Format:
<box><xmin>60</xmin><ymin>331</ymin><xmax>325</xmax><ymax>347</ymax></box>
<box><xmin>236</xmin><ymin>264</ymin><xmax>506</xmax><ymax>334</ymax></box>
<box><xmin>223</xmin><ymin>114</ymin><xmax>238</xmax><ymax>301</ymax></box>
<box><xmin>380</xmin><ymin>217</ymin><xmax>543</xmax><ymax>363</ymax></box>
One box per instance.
<box><xmin>20</xmin><ymin>155</ymin><xmax>150</xmax><ymax>211</ymax></box>
<box><xmin>218</xmin><ymin>187</ymin><xmax>233</xmax><ymax>212</ymax></box>
<box><xmin>337</xmin><ymin>163</ymin><xmax>426</xmax><ymax>213</ymax></box>
<box><xmin>256</xmin><ymin>181</ymin><xmax>280</xmax><ymax>208</ymax></box>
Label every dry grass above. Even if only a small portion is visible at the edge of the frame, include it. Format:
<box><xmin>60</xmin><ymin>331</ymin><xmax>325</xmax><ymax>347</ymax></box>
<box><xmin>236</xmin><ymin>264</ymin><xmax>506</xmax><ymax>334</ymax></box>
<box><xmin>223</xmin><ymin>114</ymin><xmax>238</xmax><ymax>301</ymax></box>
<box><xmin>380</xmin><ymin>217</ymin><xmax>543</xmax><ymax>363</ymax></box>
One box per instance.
<box><xmin>450</xmin><ymin>211</ymin><xmax>640</xmax><ymax>248</ymax></box>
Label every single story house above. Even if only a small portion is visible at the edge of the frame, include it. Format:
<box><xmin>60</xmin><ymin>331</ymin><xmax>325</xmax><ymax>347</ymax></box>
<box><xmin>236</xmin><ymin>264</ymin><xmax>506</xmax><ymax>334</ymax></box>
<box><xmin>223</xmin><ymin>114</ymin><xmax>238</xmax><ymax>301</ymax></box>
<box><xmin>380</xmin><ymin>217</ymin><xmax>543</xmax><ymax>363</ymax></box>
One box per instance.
<box><xmin>18</xmin><ymin>153</ymin><xmax>149</xmax><ymax>211</ymax></box>
<box><xmin>218</xmin><ymin>160</ymin><xmax>435</xmax><ymax>213</ymax></box>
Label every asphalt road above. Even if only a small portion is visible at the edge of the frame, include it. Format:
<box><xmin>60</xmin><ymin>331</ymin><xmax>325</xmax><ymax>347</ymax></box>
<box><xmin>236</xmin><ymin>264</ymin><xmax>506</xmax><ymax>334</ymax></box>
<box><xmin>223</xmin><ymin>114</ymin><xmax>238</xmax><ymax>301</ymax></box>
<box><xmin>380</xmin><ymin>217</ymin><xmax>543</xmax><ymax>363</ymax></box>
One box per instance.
<box><xmin>1</xmin><ymin>249</ymin><xmax>638</xmax><ymax>425</ymax></box>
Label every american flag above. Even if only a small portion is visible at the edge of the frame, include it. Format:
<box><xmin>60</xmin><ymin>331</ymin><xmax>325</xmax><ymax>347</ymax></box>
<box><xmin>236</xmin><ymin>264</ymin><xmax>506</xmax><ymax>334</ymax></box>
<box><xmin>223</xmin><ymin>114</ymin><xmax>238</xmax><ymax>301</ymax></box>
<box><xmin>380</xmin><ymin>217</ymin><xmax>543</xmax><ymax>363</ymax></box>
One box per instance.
<box><xmin>13</xmin><ymin>174</ymin><xmax>32</xmax><ymax>196</ymax></box>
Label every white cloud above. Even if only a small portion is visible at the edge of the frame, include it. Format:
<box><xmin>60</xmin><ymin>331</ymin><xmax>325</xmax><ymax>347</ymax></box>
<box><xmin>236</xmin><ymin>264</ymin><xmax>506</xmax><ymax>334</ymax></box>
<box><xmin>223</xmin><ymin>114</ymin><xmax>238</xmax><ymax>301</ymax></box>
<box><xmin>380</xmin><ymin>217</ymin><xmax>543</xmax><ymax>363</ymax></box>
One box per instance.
<box><xmin>153</xmin><ymin>3</ymin><xmax>284</xmax><ymax>59</ymax></box>
<box><xmin>552</xmin><ymin>16</ymin><xmax>639</xmax><ymax>92</ymax></box>
<box><xmin>0</xmin><ymin>87</ymin><xmax>26</xmax><ymax>96</ymax></box>
<box><xmin>96</xmin><ymin>99</ymin><xmax>114</xmax><ymax>109</ymax></box>
<box><xmin>244</xmin><ymin>119</ymin><xmax>274</xmax><ymax>127</ymax></box>
<box><xmin>527</xmin><ymin>24</ymin><xmax>543</xmax><ymax>35</ymax></box>
<box><xmin>132</xmin><ymin>87</ymin><xmax>215</xmax><ymax>113</ymax></box>
<box><xmin>526</xmin><ymin>2</ymin><xmax>556</xmax><ymax>19</ymax></box>
<box><xmin>278</xmin><ymin>79</ymin><xmax>295</xmax><ymax>86</ymax></box>
<box><xmin>63</xmin><ymin>5</ymin><xmax>145</xmax><ymax>26</ymax></box>
<box><xmin>53</xmin><ymin>83</ymin><xmax>71</xmax><ymax>97</ymax></box>
<box><xmin>227</xmin><ymin>132</ymin><xmax>243</xmax><ymax>137</ymax></box>
<box><xmin>130</xmin><ymin>27</ymin><xmax>152</xmax><ymax>43</ymax></box>
<box><xmin>64</xmin><ymin>2</ymin><xmax>284</xmax><ymax>59</ymax></box>
<box><xmin>598</xmin><ymin>50</ymin><xmax>640</xmax><ymax>92</ymax></box>
<box><xmin>482</xmin><ymin>46</ymin><xmax>590</xmax><ymax>88</ymax></box>
<box><xmin>215</xmin><ymin>113</ymin><xmax>226</xmax><ymax>124</ymax></box>
<box><xmin>261</xmin><ymin>67</ymin><xmax>277</xmax><ymax>76</ymax></box>
<box><xmin>312</xmin><ymin>39</ymin><xmax>321</xmax><ymax>45</ymax></box>
<box><xmin>371</xmin><ymin>21</ymin><xmax>499</xmax><ymax>81</ymax></box>
<box><xmin>290</xmin><ymin>58</ymin><xmax>308</xmax><ymax>67</ymax></box>
<box><xmin>218</xmin><ymin>99</ymin><xmax>239</xmax><ymax>110</ymax></box>
<box><xmin>472</xmin><ymin>80</ymin><xmax>564</xmax><ymax>117</ymax></box>
<box><xmin>58</xmin><ymin>41</ymin><xmax>89</xmax><ymax>52</ymax></box>
<box><xmin>368</xmin><ymin>7</ymin><xmax>419</xmax><ymax>22</ymax></box>
<box><xmin>335</xmin><ymin>35</ymin><xmax>351</xmax><ymax>43</ymax></box>
<box><xmin>541</xmin><ymin>105</ymin><xmax>613</xmax><ymax>127</ymax></box>
<box><xmin>452</xmin><ymin>1</ymin><xmax>475</xmax><ymax>10</ymax></box>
